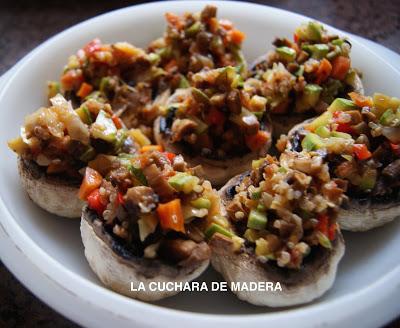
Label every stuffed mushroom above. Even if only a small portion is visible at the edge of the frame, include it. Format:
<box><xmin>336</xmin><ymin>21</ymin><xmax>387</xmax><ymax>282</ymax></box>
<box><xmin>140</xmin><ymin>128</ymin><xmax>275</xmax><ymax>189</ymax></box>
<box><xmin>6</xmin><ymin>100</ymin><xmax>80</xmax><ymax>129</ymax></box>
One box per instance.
<box><xmin>8</xmin><ymin>94</ymin><xmax>140</xmax><ymax>217</ymax></box>
<box><xmin>210</xmin><ymin>152</ymin><xmax>346</xmax><ymax>307</ymax></box>
<box><xmin>154</xmin><ymin>67</ymin><xmax>272</xmax><ymax>186</ymax></box>
<box><xmin>284</xmin><ymin>92</ymin><xmax>400</xmax><ymax>231</ymax></box>
<box><xmin>148</xmin><ymin>5</ymin><xmax>247</xmax><ymax>77</ymax></box>
<box><xmin>80</xmin><ymin>149</ymin><xmax>223</xmax><ymax>301</ymax></box>
<box><xmin>49</xmin><ymin>39</ymin><xmax>171</xmax><ymax>140</ymax></box>
<box><xmin>249</xmin><ymin>21</ymin><xmax>363</xmax><ymax>137</ymax></box>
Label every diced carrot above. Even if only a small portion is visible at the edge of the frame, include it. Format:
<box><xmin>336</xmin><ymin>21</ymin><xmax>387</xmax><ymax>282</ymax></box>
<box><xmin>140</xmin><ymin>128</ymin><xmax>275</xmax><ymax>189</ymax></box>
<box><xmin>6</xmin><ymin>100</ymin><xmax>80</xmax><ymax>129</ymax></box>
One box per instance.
<box><xmin>206</xmin><ymin>108</ymin><xmax>225</xmax><ymax>126</ymax></box>
<box><xmin>164</xmin><ymin>59</ymin><xmax>178</xmax><ymax>73</ymax></box>
<box><xmin>228</xmin><ymin>29</ymin><xmax>246</xmax><ymax>45</ymax></box>
<box><xmin>353</xmin><ymin>144</ymin><xmax>372</xmax><ymax>160</ymax></box>
<box><xmin>219</xmin><ymin>19</ymin><xmax>233</xmax><ymax>30</ymax></box>
<box><xmin>245</xmin><ymin>130</ymin><xmax>270</xmax><ymax>151</ymax></box>
<box><xmin>60</xmin><ymin>69</ymin><xmax>84</xmax><ymax>91</ymax></box>
<box><xmin>209</xmin><ymin>17</ymin><xmax>219</xmax><ymax>33</ymax></box>
<box><xmin>315</xmin><ymin>58</ymin><xmax>332</xmax><ymax>84</ymax></box>
<box><xmin>165</xmin><ymin>12</ymin><xmax>184</xmax><ymax>30</ymax></box>
<box><xmin>79</xmin><ymin>167</ymin><xmax>103</xmax><ymax>200</ymax></box>
<box><xmin>348</xmin><ymin>92</ymin><xmax>373</xmax><ymax>108</ymax></box>
<box><xmin>140</xmin><ymin>145</ymin><xmax>163</xmax><ymax>153</ymax></box>
<box><xmin>157</xmin><ymin>199</ymin><xmax>185</xmax><ymax>233</ymax></box>
<box><xmin>331</xmin><ymin>56</ymin><xmax>351</xmax><ymax>80</ymax></box>
<box><xmin>87</xmin><ymin>189</ymin><xmax>107</xmax><ymax>215</ymax></box>
<box><xmin>77</xmin><ymin>82</ymin><xmax>93</xmax><ymax>99</ymax></box>
<box><xmin>111</xmin><ymin>115</ymin><xmax>123</xmax><ymax>129</ymax></box>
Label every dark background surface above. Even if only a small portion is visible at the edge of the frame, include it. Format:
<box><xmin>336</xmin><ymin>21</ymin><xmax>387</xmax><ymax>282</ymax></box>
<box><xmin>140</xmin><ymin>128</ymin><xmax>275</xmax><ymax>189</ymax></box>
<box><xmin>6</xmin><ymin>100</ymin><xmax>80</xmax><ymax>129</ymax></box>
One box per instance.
<box><xmin>0</xmin><ymin>0</ymin><xmax>399</xmax><ymax>327</ymax></box>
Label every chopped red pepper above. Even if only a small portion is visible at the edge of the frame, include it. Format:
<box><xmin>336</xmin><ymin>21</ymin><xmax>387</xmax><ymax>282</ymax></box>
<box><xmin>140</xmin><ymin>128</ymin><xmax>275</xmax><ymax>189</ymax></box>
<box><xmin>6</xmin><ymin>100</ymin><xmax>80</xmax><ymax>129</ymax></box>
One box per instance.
<box><xmin>293</xmin><ymin>33</ymin><xmax>299</xmax><ymax>43</ymax></box>
<box><xmin>111</xmin><ymin>115</ymin><xmax>123</xmax><ymax>129</ymax></box>
<box><xmin>333</xmin><ymin>111</ymin><xmax>353</xmax><ymax>133</ymax></box>
<box><xmin>390</xmin><ymin>143</ymin><xmax>400</xmax><ymax>157</ymax></box>
<box><xmin>164</xmin><ymin>152</ymin><xmax>176</xmax><ymax>162</ymax></box>
<box><xmin>336</xmin><ymin>123</ymin><xmax>353</xmax><ymax>133</ymax></box>
<box><xmin>353</xmin><ymin>144</ymin><xmax>372</xmax><ymax>160</ymax></box>
<box><xmin>83</xmin><ymin>38</ymin><xmax>101</xmax><ymax>57</ymax></box>
<box><xmin>331</xmin><ymin>56</ymin><xmax>351</xmax><ymax>80</ymax></box>
<box><xmin>328</xmin><ymin>223</ymin><xmax>337</xmax><ymax>241</ymax></box>
<box><xmin>60</xmin><ymin>69</ymin><xmax>84</xmax><ymax>91</ymax></box>
<box><xmin>315</xmin><ymin>58</ymin><xmax>332</xmax><ymax>84</ymax></box>
<box><xmin>117</xmin><ymin>192</ymin><xmax>125</xmax><ymax>206</ymax></box>
<box><xmin>245</xmin><ymin>130</ymin><xmax>269</xmax><ymax>152</ymax></box>
<box><xmin>316</xmin><ymin>214</ymin><xmax>329</xmax><ymax>236</ymax></box>
<box><xmin>87</xmin><ymin>189</ymin><xmax>107</xmax><ymax>215</ymax></box>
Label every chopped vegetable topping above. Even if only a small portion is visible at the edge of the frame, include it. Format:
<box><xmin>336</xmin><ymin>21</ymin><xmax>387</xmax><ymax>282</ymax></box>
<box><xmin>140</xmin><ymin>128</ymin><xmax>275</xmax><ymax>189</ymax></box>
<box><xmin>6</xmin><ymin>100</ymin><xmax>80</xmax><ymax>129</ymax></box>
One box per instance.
<box><xmin>250</xmin><ymin>21</ymin><xmax>358</xmax><ymax>115</ymax></box>
<box><xmin>8</xmin><ymin>95</ymin><xmax>139</xmax><ymax>178</ymax></box>
<box><xmin>287</xmin><ymin>92</ymin><xmax>400</xmax><ymax>198</ymax></box>
<box><xmin>225</xmin><ymin>153</ymin><xmax>346</xmax><ymax>269</ymax></box>
<box><xmin>159</xmin><ymin>67</ymin><xmax>270</xmax><ymax>159</ymax></box>
<box><xmin>80</xmin><ymin>150</ymin><xmax>221</xmax><ymax>265</ymax></box>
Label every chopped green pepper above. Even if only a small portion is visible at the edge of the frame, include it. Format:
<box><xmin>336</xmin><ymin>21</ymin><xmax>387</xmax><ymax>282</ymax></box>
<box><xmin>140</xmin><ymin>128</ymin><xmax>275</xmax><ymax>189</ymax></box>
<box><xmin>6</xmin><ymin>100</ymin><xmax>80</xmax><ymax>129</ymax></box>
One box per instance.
<box><xmin>205</xmin><ymin>223</ymin><xmax>234</xmax><ymax>239</ymax></box>
<box><xmin>168</xmin><ymin>172</ymin><xmax>199</xmax><ymax>194</ymax></box>
<box><xmin>359</xmin><ymin>168</ymin><xmax>377</xmax><ymax>191</ymax></box>
<box><xmin>191</xmin><ymin>87</ymin><xmax>210</xmax><ymax>105</ymax></box>
<box><xmin>79</xmin><ymin>146</ymin><xmax>96</xmax><ymax>162</ymax></box>
<box><xmin>129</xmin><ymin>165</ymin><xmax>148</xmax><ymax>186</ymax></box>
<box><xmin>179</xmin><ymin>75</ymin><xmax>190</xmax><ymax>89</ymax></box>
<box><xmin>297</xmin><ymin>84</ymin><xmax>323</xmax><ymax>111</ymax></box>
<box><xmin>317</xmin><ymin>231</ymin><xmax>332</xmax><ymax>249</ymax></box>
<box><xmin>379</xmin><ymin>108</ymin><xmax>396</xmax><ymax>126</ymax></box>
<box><xmin>47</xmin><ymin>81</ymin><xmax>60</xmax><ymax>98</ymax></box>
<box><xmin>276</xmin><ymin>46</ymin><xmax>296</xmax><ymax>62</ymax></box>
<box><xmin>306</xmin><ymin>111</ymin><xmax>333</xmax><ymax>131</ymax></box>
<box><xmin>252</xmin><ymin>159</ymin><xmax>264</xmax><ymax>169</ymax></box>
<box><xmin>191</xmin><ymin>197</ymin><xmax>211</xmax><ymax>209</ymax></box>
<box><xmin>247</xmin><ymin>209</ymin><xmax>267</xmax><ymax>230</ymax></box>
<box><xmin>91</xmin><ymin>110</ymin><xmax>117</xmax><ymax>143</ymax></box>
<box><xmin>315</xmin><ymin>125</ymin><xmax>331</xmax><ymax>138</ymax></box>
<box><xmin>75</xmin><ymin>106</ymin><xmax>92</xmax><ymax>125</ymax></box>
<box><xmin>185</xmin><ymin>21</ymin><xmax>202</xmax><ymax>37</ymax></box>
<box><xmin>296</xmin><ymin>21</ymin><xmax>323</xmax><ymax>42</ymax></box>
<box><xmin>302</xmin><ymin>44</ymin><xmax>329</xmax><ymax>59</ymax></box>
<box><xmin>330</xmin><ymin>131</ymin><xmax>352</xmax><ymax>139</ymax></box>
<box><xmin>328</xmin><ymin>98</ymin><xmax>357</xmax><ymax>112</ymax></box>
<box><xmin>301</xmin><ymin>133</ymin><xmax>325</xmax><ymax>151</ymax></box>
<box><xmin>251</xmin><ymin>189</ymin><xmax>262</xmax><ymax>200</ymax></box>
<box><xmin>332</xmin><ymin>39</ymin><xmax>344</xmax><ymax>46</ymax></box>
<box><xmin>295</xmin><ymin>65</ymin><xmax>304</xmax><ymax>77</ymax></box>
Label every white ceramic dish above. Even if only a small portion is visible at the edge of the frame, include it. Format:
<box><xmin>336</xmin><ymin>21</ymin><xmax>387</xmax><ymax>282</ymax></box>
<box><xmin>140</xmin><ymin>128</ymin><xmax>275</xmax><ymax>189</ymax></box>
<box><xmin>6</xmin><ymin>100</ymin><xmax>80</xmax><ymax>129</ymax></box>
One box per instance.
<box><xmin>1</xmin><ymin>1</ymin><xmax>400</xmax><ymax>327</ymax></box>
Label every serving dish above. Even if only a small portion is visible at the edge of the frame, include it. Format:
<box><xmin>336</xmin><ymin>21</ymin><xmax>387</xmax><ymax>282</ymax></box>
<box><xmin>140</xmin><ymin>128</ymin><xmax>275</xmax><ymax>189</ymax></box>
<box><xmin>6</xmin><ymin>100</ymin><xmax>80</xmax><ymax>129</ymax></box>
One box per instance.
<box><xmin>1</xmin><ymin>1</ymin><xmax>400</xmax><ymax>327</ymax></box>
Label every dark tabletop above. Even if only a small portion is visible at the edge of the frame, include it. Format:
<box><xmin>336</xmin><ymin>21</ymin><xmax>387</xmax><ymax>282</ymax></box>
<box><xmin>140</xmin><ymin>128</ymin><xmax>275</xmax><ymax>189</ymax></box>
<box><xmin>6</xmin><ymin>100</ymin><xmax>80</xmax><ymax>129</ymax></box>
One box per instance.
<box><xmin>1</xmin><ymin>1</ymin><xmax>399</xmax><ymax>327</ymax></box>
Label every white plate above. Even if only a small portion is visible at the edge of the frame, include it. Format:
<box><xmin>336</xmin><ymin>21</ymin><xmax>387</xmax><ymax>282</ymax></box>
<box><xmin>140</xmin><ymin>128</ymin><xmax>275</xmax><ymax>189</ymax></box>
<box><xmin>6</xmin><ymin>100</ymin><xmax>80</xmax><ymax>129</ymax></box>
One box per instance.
<box><xmin>1</xmin><ymin>1</ymin><xmax>400</xmax><ymax>327</ymax></box>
